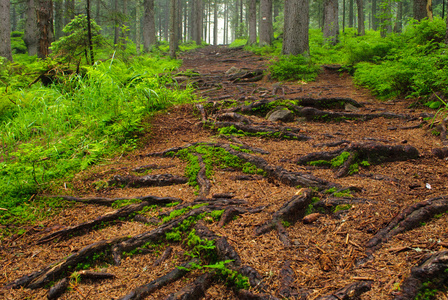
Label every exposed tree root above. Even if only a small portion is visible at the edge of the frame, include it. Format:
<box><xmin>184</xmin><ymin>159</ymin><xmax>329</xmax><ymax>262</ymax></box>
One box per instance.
<box><xmin>165</xmin><ymin>272</ymin><xmax>214</xmax><ymax>300</ymax></box>
<box><xmin>218</xmin><ymin>206</ymin><xmax>265</xmax><ymax>227</ymax></box>
<box><xmin>296</xmin><ymin>142</ymin><xmax>420</xmax><ymax>178</ymax></box>
<box><xmin>108</xmin><ymin>174</ymin><xmax>188</xmax><ymax>188</ymax></box>
<box><xmin>254</xmin><ymin>190</ymin><xmax>314</xmax><ymax>246</ymax></box>
<box><xmin>132</xmin><ymin>164</ymin><xmax>175</xmax><ymax>173</ymax></box>
<box><xmin>216</xmin><ymin>112</ymin><xmax>253</xmax><ymax>124</ymax></box>
<box><xmin>228</xmin><ymin>69</ymin><xmax>264</xmax><ymax>83</ymax></box>
<box><xmin>432</xmin><ymin>147</ymin><xmax>448</xmax><ymax>159</ymax></box>
<box><xmin>6</xmin><ymin>204</ymin><xmax>238</xmax><ymax>290</ymax></box>
<box><xmin>212</xmin><ymin>121</ymin><xmax>311</xmax><ymax>140</ymax></box>
<box><xmin>393</xmin><ymin>251</ymin><xmax>448</xmax><ymax>300</ymax></box>
<box><xmin>315</xmin><ymin>281</ymin><xmax>373</xmax><ymax>299</ymax></box>
<box><xmin>278</xmin><ymin>260</ymin><xmax>298</xmax><ymax>299</ymax></box>
<box><xmin>153</xmin><ymin>246</ymin><xmax>173</xmax><ymax>267</ymax></box>
<box><xmin>117</xmin><ymin>259</ymin><xmax>199</xmax><ymax>300</ymax></box>
<box><xmin>47</xmin><ymin>195</ymin><xmax>182</xmax><ymax>206</ymax></box>
<box><xmin>47</xmin><ymin>271</ymin><xmax>116</xmax><ymax>299</ymax></box>
<box><xmin>37</xmin><ymin>201</ymin><xmax>170</xmax><ymax>244</ymax></box>
<box><xmin>236</xmin><ymin>290</ymin><xmax>280</xmax><ymax>300</ymax></box>
<box><xmin>313</xmin><ymin>140</ymin><xmax>351</xmax><ymax>148</ymax></box>
<box><xmin>290</xmin><ymin>97</ymin><xmax>363</xmax><ymax>109</ymax></box>
<box><xmin>195</xmin><ymin>154</ymin><xmax>211</xmax><ymax>197</ymax></box>
<box><xmin>366</xmin><ymin>196</ymin><xmax>448</xmax><ymax>252</ymax></box>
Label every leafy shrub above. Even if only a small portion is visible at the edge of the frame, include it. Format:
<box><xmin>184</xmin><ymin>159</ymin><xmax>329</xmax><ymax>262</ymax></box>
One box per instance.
<box><xmin>269</xmin><ymin>54</ymin><xmax>320</xmax><ymax>81</ymax></box>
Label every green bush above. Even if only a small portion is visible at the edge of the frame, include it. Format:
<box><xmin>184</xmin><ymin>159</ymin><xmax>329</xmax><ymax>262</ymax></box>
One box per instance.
<box><xmin>269</xmin><ymin>54</ymin><xmax>320</xmax><ymax>81</ymax></box>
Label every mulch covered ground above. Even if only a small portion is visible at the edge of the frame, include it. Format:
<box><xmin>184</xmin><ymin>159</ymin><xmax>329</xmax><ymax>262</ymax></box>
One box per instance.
<box><xmin>1</xmin><ymin>46</ymin><xmax>447</xmax><ymax>300</ymax></box>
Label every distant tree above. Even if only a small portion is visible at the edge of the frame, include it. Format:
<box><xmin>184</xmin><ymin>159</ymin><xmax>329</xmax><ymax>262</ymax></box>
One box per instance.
<box><xmin>248</xmin><ymin>0</ymin><xmax>257</xmax><ymax>45</ymax></box>
<box><xmin>356</xmin><ymin>0</ymin><xmax>365</xmax><ymax>35</ymax></box>
<box><xmin>0</xmin><ymin>0</ymin><xmax>12</xmax><ymax>61</ymax></box>
<box><xmin>282</xmin><ymin>0</ymin><xmax>309</xmax><ymax>55</ymax></box>
<box><xmin>214</xmin><ymin>0</ymin><xmax>218</xmax><ymax>45</ymax></box>
<box><xmin>143</xmin><ymin>0</ymin><xmax>156</xmax><ymax>52</ymax></box>
<box><xmin>259</xmin><ymin>0</ymin><xmax>273</xmax><ymax>46</ymax></box>
<box><xmin>54</xmin><ymin>0</ymin><xmax>64</xmax><ymax>39</ymax></box>
<box><xmin>169</xmin><ymin>0</ymin><xmax>178</xmax><ymax>58</ymax></box>
<box><xmin>323</xmin><ymin>0</ymin><xmax>339</xmax><ymax>45</ymax></box>
<box><xmin>192</xmin><ymin>0</ymin><xmax>203</xmax><ymax>45</ymax></box>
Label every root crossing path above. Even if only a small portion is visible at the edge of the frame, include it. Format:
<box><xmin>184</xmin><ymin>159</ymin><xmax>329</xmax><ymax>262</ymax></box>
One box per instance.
<box><xmin>2</xmin><ymin>46</ymin><xmax>448</xmax><ymax>300</ymax></box>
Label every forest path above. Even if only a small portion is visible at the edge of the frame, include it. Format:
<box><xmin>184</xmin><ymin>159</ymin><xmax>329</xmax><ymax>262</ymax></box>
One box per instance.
<box><xmin>2</xmin><ymin>46</ymin><xmax>448</xmax><ymax>300</ymax></box>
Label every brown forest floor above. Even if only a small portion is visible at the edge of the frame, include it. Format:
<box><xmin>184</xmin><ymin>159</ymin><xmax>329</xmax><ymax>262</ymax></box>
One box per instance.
<box><xmin>1</xmin><ymin>46</ymin><xmax>448</xmax><ymax>300</ymax></box>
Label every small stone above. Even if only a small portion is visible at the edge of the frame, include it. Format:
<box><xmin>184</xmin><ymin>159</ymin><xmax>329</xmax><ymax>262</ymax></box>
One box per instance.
<box><xmin>267</xmin><ymin>108</ymin><xmax>294</xmax><ymax>122</ymax></box>
<box><xmin>345</xmin><ymin>103</ymin><xmax>361</xmax><ymax>112</ymax></box>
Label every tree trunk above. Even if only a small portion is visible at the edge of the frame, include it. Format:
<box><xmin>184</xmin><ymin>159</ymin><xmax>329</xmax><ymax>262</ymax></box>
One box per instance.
<box><xmin>86</xmin><ymin>0</ymin><xmax>94</xmax><ymax>65</ymax></box>
<box><xmin>394</xmin><ymin>0</ymin><xmax>403</xmax><ymax>33</ymax></box>
<box><xmin>356</xmin><ymin>0</ymin><xmax>365</xmax><ymax>35</ymax></box>
<box><xmin>349</xmin><ymin>0</ymin><xmax>354</xmax><ymax>27</ymax></box>
<box><xmin>282</xmin><ymin>0</ymin><xmax>309</xmax><ymax>55</ymax></box>
<box><xmin>11</xmin><ymin>3</ymin><xmax>17</xmax><ymax>31</ymax></box>
<box><xmin>380</xmin><ymin>0</ymin><xmax>392</xmax><ymax>37</ymax></box>
<box><xmin>259</xmin><ymin>0</ymin><xmax>273</xmax><ymax>46</ymax></box>
<box><xmin>143</xmin><ymin>0</ymin><xmax>156</xmax><ymax>52</ymax></box>
<box><xmin>64</xmin><ymin>0</ymin><xmax>74</xmax><ymax>26</ymax></box>
<box><xmin>426</xmin><ymin>0</ymin><xmax>433</xmax><ymax>20</ymax></box>
<box><xmin>169</xmin><ymin>0</ymin><xmax>178</xmax><ymax>58</ymax></box>
<box><xmin>192</xmin><ymin>0</ymin><xmax>202</xmax><ymax>45</ymax></box>
<box><xmin>36</xmin><ymin>0</ymin><xmax>54</xmax><ymax>58</ymax></box>
<box><xmin>446</xmin><ymin>0</ymin><xmax>448</xmax><ymax>44</ymax></box>
<box><xmin>24</xmin><ymin>0</ymin><xmax>39</xmax><ymax>56</ymax></box>
<box><xmin>248</xmin><ymin>0</ymin><xmax>257</xmax><ymax>45</ymax></box>
<box><xmin>0</xmin><ymin>0</ymin><xmax>13</xmax><ymax>61</ymax></box>
<box><xmin>113</xmin><ymin>0</ymin><xmax>119</xmax><ymax>45</ymax></box>
<box><xmin>178</xmin><ymin>0</ymin><xmax>182</xmax><ymax>42</ymax></box>
<box><xmin>323</xmin><ymin>0</ymin><xmax>339</xmax><ymax>45</ymax></box>
<box><xmin>54</xmin><ymin>0</ymin><xmax>63</xmax><ymax>39</ymax></box>
<box><xmin>414</xmin><ymin>0</ymin><xmax>427</xmax><ymax>20</ymax></box>
<box><xmin>342</xmin><ymin>0</ymin><xmax>346</xmax><ymax>32</ymax></box>
<box><xmin>372</xmin><ymin>0</ymin><xmax>378</xmax><ymax>30</ymax></box>
<box><xmin>213</xmin><ymin>1</ymin><xmax>218</xmax><ymax>45</ymax></box>
<box><xmin>96</xmin><ymin>0</ymin><xmax>100</xmax><ymax>25</ymax></box>
<box><xmin>136</xmin><ymin>0</ymin><xmax>141</xmax><ymax>54</ymax></box>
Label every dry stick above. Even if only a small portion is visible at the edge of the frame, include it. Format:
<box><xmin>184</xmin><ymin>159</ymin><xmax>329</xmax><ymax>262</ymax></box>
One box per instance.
<box><xmin>117</xmin><ymin>259</ymin><xmax>199</xmax><ymax>300</ymax></box>
<box><xmin>46</xmin><ymin>195</ymin><xmax>182</xmax><ymax>207</ymax></box>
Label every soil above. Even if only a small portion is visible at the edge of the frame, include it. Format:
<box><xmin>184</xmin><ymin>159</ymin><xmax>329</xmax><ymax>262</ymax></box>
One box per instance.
<box><xmin>1</xmin><ymin>46</ymin><xmax>448</xmax><ymax>300</ymax></box>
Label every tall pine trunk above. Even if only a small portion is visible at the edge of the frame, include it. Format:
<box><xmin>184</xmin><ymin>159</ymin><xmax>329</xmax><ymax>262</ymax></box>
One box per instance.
<box><xmin>36</xmin><ymin>0</ymin><xmax>53</xmax><ymax>58</ymax></box>
<box><xmin>323</xmin><ymin>0</ymin><xmax>339</xmax><ymax>45</ymax></box>
<box><xmin>248</xmin><ymin>0</ymin><xmax>257</xmax><ymax>45</ymax></box>
<box><xmin>282</xmin><ymin>0</ymin><xmax>309</xmax><ymax>55</ymax></box>
<box><xmin>24</xmin><ymin>0</ymin><xmax>39</xmax><ymax>56</ymax></box>
<box><xmin>0</xmin><ymin>0</ymin><xmax>13</xmax><ymax>61</ymax></box>
<box><xmin>356</xmin><ymin>0</ymin><xmax>365</xmax><ymax>35</ymax></box>
<box><xmin>169</xmin><ymin>0</ymin><xmax>178</xmax><ymax>58</ymax></box>
<box><xmin>259</xmin><ymin>0</ymin><xmax>272</xmax><ymax>46</ymax></box>
<box><xmin>143</xmin><ymin>0</ymin><xmax>156</xmax><ymax>52</ymax></box>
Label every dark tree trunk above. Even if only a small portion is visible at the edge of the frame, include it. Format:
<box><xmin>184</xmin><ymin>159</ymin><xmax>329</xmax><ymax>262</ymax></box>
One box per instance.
<box><xmin>282</xmin><ymin>0</ymin><xmax>309</xmax><ymax>55</ymax></box>
<box><xmin>259</xmin><ymin>0</ymin><xmax>273</xmax><ymax>46</ymax></box>
<box><xmin>342</xmin><ymin>0</ymin><xmax>346</xmax><ymax>32</ymax></box>
<box><xmin>414</xmin><ymin>0</ymin><xmax>427</xmax><ymax>20</ymax></box>
<box><xmin>356</xmin><ymin>0</ymin><xmax>365</xmax><ymax>35</ymax></box>
<box><xmin>169</xmin><ymin>0</ymin><xmax>178</xmax><ymax>58</ymax></box>
<box><xmin>349</xmin><ymin>0</ymin><xmax>354</xmax><ymax>27</ymax></box>
<box><xmin>394</xmin><ymin>0</ymin><xmax>403</xmax><ymax>33</ymax></box>
<box><xmin>0</xmin><ymin>0</ymin><xmax>12</xmax><ymax>61</ymax></box>
<box><xmin>86</xmin><ymin>0</ymin><xmax>94</xmax><ymax>65</ymax></box>
<box><xmin>25</xmin><ymin>0</ymin><xmax>38</xmax><ymax>56</ymax></box>
<box><xmin>248</xmin><ymin>0</ymin><xmax>257</xmax><ymax>45</ymax></box>
<box><xmin>372</xmin><ymin>0</ymin><xmax>378</xmax><ymax>30</ymax></box>
<box><xmin>143</xmin><ymin>0</ymin><xmax>156</xmax><ymax>52</ymax></box>
<box><xmin>36</xmin><ymin>0</ymin><xmax>54</xmax><ymax>59</ymax></box>
<box><xmin>113</xmin><ymin>0</ymin><xmax>119</xmax><ymax>45</ymax></box>
<box><xmin>323</xmin><ymin>0</ymin><xmax>339</xmax><ymax>45</ymax></box>
<box><xmin>213</xmin><ymin>0</ymin><xmax>218</xmax><ymax>45</ymax></box>
<box><xmin>54</xmin><ymin>0</ymin><xmax>63</xmax><ymax>39</ymax></box>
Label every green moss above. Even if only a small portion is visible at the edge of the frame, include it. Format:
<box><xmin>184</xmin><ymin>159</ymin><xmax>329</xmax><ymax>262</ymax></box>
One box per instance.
<box><xmin>333</xmin><ymin>204</ymin><xmax>352</xmax><ymax>213</ymax></box>
<box><xmin>308</xmin><ymin>160</ymin><xmax>332</xmax><ymax>167</ymax></box>
<box><xmin>331</xmin><ymin>152</ymin><xmax>351</xmax><ymax>168</ymax></box>
<box><xmin>111</xmin><ymin>198</ymin><xmax>142</xmax><ymax>209</ymax></box>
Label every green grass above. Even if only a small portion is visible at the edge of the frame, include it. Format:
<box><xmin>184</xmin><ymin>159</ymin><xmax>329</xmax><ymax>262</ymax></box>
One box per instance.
<box><xmin>0</xmin><ymin>52</ymin><xmax>196</xmax><ymax>235</ymax></box>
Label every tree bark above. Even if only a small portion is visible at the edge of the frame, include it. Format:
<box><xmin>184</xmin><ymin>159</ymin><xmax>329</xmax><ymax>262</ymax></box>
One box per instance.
<box><xmin>394</xmin><ymin>0</ymin><xmax>403</xmax><ymax>33</ymax></box>
<box><xmin>372</xmin><ymin>0</ymin><xmax>378</xmax><ymax>30</ymax></box>
<box><xmin>86</xmin><ymin>0</ymin><xmax>94</xmax><ymax>65</ymax></box>
<box><xmin>323</xmin><ymin>0</ymin><xmax>339</xmax><ymax>45</ymax></box>
<box><xmin>248</xmin><ymin>0</ymin><xmax>257</xmax><ymax>45</ymax></box>
<box><xmin>192</xmin><ymin>0</ymin><xmax>202</xmax><ymax>45</ymax></box>
<box><xmin>143</xmin><ymin>0</ymin><xmax>156</xmax><ymax>52</ymax></box>
<box><xmin>24</xmin><ymin>0</ymin><xmax>39</xmax><ymax>56</ymax></box>
<box><xmin>64</xmin><ymin>0</ymin><xmax>74</xmax><ymax>26</ymax></box>
<box><xmin>282</xmin><ymin>0</ymin><xmax>309</xmax><ymax>55</ymax></box>
<box><xmin>259</xmin><ymin>0</ymin><xmax>273</xmax><ymax>46</ymax></box>
<box><xmin>54</xmin><ymin>0</ymin><xmax>63</xmax><ymax>39</ymax></box>
<box><xmin>349</xmin><ymin>0</ymin><xmax>354</xmax><ymax>27</ymax></box>
<box><xmin>0</xmin><ymin>0</ymin><xmax>12</xmax><ymax>61</ymax></box>
<box><xmin>136</xmin><ymin>0</ymin><xmax>141</xmax><ymax>54</ymax></box>
<box><xmin>414</xmin><ymin>0</ymin><xmax>427</xmax><ymax>20</ymax></box>
<box><xmin>169</xmin><ymin>0</ymin><xmax>178</xmax><ymax>58</ymax></box>
<box><xmin>36</xmin><ymin>0</ymin><xmax>54</xmax><ymax>59</ymax></box>
<box><xmin>213</xmin><ymin>1</ymin><xmax>218</xmax><ymax>45</ymax></box>
<box><xmin>356</xmin><ymin>0</ymin><xmax>365</xmax><ymax>35</ymax></box>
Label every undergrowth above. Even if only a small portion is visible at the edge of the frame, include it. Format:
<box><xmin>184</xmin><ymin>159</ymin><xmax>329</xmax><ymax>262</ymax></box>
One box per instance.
<box><xmin>0</xmin><ymin>53</ymin><xmax>195</xmax><ymax>235</ymax></box>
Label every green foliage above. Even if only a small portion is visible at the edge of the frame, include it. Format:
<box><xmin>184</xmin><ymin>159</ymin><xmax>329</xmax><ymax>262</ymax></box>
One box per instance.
<box><xmin>229</xmin><ymin>39</ymin><xmax>247</xmax><ymax>48</ymax></box>
<box><xmin>0</xmin><ymin>54</ymin><xmax>195</xmax><ymax>233</ymax></box>
<box><xmin>269</xmin><ymin>55</ymin><xmax>320</xmax><ymax>82</ymax></box>
<box><xmin>173</xmin><ymin>145</ymin><xmax>264</xmax><ymax>188</ymax></box>
<box><xmin>415</xmin><ymin>280</ymin><xmax>447</xmax><ymax>300</ymax></box>
<box><xmin>10</xmin><ymin>31</ymin><xmax>27</xmax><ymax>54</ymax></box>
<box><xmin>51</xmin><ymin>15</ymin><xmax>103</xmax><ymax>63</ymax></box>
<box><xmin>330</xmin><ymin>152</ymin><xmax>351</xmax><ymax>167</ymax></box>
<box><xmin>161</xmin><ymin>203</ymin><xmax>209</xmax><ymax>223</ymax></box>
<box><xmin>111</xmin><ymin>199</ymin><xmax>142</xmax><ymax>209</ymax></box>
<box><xmin>333</xmin><ymin>204</ymin><xmax>352</xmax><ymax>213</ymax></box>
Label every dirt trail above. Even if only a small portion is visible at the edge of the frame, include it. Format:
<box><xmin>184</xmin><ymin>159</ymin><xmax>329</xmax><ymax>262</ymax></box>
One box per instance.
<box><xmin>1</xmin><ymin>46</ymin><xmax>448</xmax><ymax>300</ymax></box>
